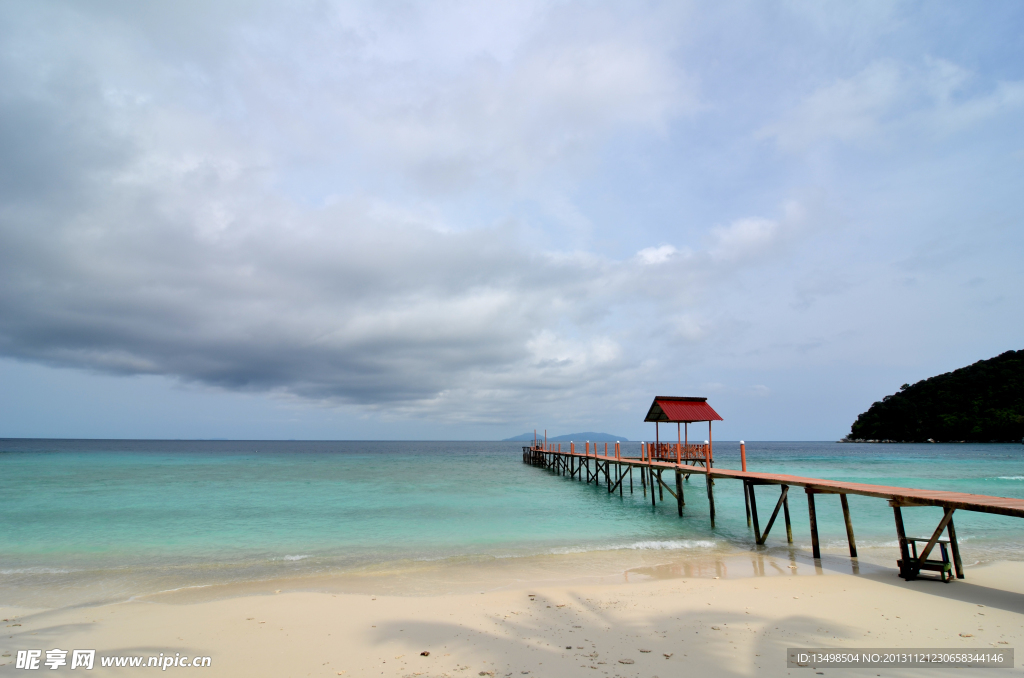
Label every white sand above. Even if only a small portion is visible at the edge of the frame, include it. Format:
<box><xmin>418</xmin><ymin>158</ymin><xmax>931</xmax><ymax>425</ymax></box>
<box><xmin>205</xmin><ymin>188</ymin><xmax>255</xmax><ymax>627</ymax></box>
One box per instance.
<box><xmin>2</xmin><ymin>560</ymin><xmax>1023</xmax><ymax>677</ymax></box>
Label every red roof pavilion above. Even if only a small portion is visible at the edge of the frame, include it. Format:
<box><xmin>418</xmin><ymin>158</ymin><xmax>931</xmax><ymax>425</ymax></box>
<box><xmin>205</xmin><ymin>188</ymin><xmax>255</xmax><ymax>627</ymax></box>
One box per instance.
<box><xmin>643</xmin><ymin>396</ymin><xmax>722</xmax><ymax>465</ymax></box>
<box><xmin>644</xmin><ymin>396</ymin><xmax>722</xmax><ymax>423</ymax></box>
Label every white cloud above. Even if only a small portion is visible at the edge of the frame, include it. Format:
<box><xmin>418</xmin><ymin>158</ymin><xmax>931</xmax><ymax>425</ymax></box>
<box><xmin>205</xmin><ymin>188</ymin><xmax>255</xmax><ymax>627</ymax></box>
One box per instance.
<box><xmin>636</xmin><ymin>244</ymin><xmax>678</xmax><ymax>265</ymax></box>
<box><xmin>709</xmin><ymin>202</ymin><xmax>806</xmax><ymax>263</ymax></box>
<box><xmin>758</xmin><ymin>61</ymin><xmax>904</xmax><ymax>150</ymax></box>
<box><xmin>760</xmin><ymin>59</ymin><xmax>1024</xmax><ymax>150</ymax></box>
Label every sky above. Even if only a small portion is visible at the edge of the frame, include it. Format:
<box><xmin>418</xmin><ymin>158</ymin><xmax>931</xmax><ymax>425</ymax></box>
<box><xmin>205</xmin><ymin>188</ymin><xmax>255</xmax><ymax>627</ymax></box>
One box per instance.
<box><xmin>0</xmin><ymin>0</ymin><xmax>1021</xmax><ymax>441</ymax></box>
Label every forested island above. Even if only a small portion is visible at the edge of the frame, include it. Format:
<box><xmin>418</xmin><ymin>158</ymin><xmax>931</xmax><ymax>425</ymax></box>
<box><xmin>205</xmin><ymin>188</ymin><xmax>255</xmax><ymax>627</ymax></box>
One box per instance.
<box><xmin>845</xmin><ymin>349</ymin><xmax>1024</xmax><ymax>443</ymax></box>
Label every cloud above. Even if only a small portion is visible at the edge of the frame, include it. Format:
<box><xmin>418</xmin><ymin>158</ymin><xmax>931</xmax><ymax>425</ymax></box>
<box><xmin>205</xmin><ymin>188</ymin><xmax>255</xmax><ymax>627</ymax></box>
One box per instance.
<box><xmin>758</xmin><ymin>61</ymin><xmax>905</xmax><ymax>150</ymax></box>
<box><xmin>3</xmin><ymin>0</ymin><xmax>1021</xmax><ymax>439</ymax></box>
<box><xmin>636</xmin><ymin>244</ymin><xmax>678</xmax><ymax>265</ymax></box>
<box><xmin>760</xmin><ymin>59</ymin><xmax>1024</xmax><ymax>150</ymax></box>
<box><xmin>0</xmin><ymin>0</ymin><xmax>714</xmax><ymax>423</ymax></box>
<box><xmin>709</xmin><ymin>202</ymin><xmax>806</xmax><ymax>262</ymax></box>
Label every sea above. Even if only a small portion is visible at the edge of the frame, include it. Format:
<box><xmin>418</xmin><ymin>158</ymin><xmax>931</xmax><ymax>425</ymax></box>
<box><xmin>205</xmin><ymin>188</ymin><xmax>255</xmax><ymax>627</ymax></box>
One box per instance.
<box><xmin>1</xmin><ymin>440</ymin><xmax>1022</xmax><ymax>608</ymax></box>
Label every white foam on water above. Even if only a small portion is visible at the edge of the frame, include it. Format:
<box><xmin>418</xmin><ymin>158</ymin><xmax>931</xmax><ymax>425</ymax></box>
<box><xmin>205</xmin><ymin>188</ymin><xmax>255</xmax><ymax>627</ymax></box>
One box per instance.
<box><xmin>619</xmin><ymin>539</ymin><xmax>718</xmax><ymax>550</ymax></box>
<box><xmin>0</xmin><ymin>567</ymin><xmax>74</xmax><ymax>575</ymax></box>
<box><xmin>282</xmin><ymin>555</ymin><xmax>310</xmax><ymax>561</ymax></box>
<box><xmin>130</xmin><ymin>583</ymin><xmax>213</xmax><ymax>601</ymax></box>
<box><xmin>997</xmin><ymin>476</ymin><xmax>1024</xmax><ymax>480</ymax></box>
<box><xmin>548</xmin><ymin>539</ymin><xmax>717</xmax><ymax>555</ymax></box>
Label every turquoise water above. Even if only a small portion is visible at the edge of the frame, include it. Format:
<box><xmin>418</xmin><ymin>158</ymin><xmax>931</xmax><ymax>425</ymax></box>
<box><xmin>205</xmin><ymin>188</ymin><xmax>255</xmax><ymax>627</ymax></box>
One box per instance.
<box><xmin>1</xmin><ymin>440</ymin><xmax>1022</xmax><ymax>606</ymax></box>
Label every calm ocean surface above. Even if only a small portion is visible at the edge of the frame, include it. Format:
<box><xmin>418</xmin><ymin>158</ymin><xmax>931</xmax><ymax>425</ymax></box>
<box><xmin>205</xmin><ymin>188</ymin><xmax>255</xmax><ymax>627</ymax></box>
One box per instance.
<box><xmin>1</xmin><ymin>440</ymin><xmax>1022</xmax><ymax>607</ymax></box>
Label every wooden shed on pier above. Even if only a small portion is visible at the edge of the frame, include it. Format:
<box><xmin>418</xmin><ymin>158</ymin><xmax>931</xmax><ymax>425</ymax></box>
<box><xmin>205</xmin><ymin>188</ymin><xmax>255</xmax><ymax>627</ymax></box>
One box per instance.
<box><xmin>644</xmin><ymin>396</ymin><xmax>722</xmax><ymax>464</ymax></box>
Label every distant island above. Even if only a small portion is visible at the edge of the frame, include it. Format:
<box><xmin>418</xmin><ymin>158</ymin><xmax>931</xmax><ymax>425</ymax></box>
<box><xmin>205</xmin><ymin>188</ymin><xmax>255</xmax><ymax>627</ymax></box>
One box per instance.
<box><xmin>844</xmin><ymin>349</ymin><xmax>1023</xmax><ymax>443</ymax></box>
<box><xmin>503</xmin><ymin>432</ymin><xmax>628</xmax><ymax>442</ymax></box>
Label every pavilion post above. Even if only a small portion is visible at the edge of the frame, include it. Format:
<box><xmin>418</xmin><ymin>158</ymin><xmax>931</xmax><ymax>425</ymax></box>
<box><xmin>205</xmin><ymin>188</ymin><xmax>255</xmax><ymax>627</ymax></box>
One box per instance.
<box><xmin>677</xmin><ymin>422</ymin><xmax>681</xmax><ymax>463</ymax></box>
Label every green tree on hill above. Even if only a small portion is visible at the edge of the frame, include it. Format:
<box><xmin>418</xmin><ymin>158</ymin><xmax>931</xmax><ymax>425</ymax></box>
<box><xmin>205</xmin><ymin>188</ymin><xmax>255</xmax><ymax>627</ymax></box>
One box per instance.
<box><xmin>847</xmin><ymin>350</ymin><xmax>1024</xmax><ymax>442</ymax></box>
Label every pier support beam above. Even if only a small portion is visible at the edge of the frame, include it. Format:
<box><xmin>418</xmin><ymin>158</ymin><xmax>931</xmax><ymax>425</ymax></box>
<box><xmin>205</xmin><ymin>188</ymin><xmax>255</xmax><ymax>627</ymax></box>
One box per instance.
<box><xmin>840</xmin><ymin>494</ymin><xmax>858</xmax><ymax>558</ymax></box>
<box><xmin>743</xmin><ymin>482</ymin><xmax>751</xmax><ymax>527</ymax></box>
<box><xmin>675</xmin><ymin>470</ymin><xmax>684</xmax><ymax>516</ymax></box>
<box><xmin>754</xmin><ymin>485</ymin><xmax>790</xmax><ymax>545</ymax></box>
<box><xmin>783</xmin><ymin>491</ymin><xmax>793</xmax><ymax>543</ymax></box>
<box><xmin>806</xmin><ymin>488</ymin><xmax>820</xmax><ymax>559</ymax></box>
<box><xmin>946</xmin><ymin>516</ymin><xmax>964</xmax><ymax>579</ymax></box>
<box><xmin>650</xmin><ymin>466</ymin><xmax>657</xmax><ymax>508</ymax></box>
<box><xmin>748</xmin><ymin>481</ymin><xmax>760</xmax><ymax>540</ymax></box>
<box><xmin>706</xmin><ymin>474</ymin><xmax>716</xmax><ymax>527</ymax></box>
<box><xmin>891</xmin><ymin>503</ymin><xmax>911</xmax><ymax>578</ymax></box>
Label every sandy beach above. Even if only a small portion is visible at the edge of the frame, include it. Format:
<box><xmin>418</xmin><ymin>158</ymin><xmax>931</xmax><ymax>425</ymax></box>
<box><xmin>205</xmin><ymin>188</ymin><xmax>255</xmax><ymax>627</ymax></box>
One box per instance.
<box><xmin>2</xmin><ymin>557</ymin><xmax>1022</xmax><ymax>677</ymax></box>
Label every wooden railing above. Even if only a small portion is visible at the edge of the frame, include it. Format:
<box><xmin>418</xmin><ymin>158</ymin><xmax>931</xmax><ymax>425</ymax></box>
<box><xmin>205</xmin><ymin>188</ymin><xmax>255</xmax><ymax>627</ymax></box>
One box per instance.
<box><xmin>642</xmin><ymin>442</ymin><xmax>711</xmax><ymax>464</ymax></box>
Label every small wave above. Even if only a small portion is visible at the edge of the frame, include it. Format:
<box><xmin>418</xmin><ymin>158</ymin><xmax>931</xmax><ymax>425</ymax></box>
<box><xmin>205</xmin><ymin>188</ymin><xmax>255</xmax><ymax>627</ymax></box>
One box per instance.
<box><xmin>619</xmin><ymin>539</ymin><xmax>717</xmax><ymax>551</ymax></box>
<box><xmin>282</xmin><ymin>555</ymin><xmax>310</xmax><ymax>561</ymax></box>
<box><xmin>548</xmin><ymin>540</ymin><xmax>717</xmax><ymax>555</ymax></box>
<box><xmin>0</xmin><ymin>567</ymin><xmax>74</xmax><ymax>575</ymax></box>
<box><xmin>997</xmin><ymin>476</ymin><xmax>1024</xmax><ymax>480</ymax></box>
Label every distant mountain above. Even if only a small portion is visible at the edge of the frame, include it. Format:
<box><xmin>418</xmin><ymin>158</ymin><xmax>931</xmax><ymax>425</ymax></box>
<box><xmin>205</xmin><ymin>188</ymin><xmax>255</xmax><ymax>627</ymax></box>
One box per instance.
<box><xmin>503</xmin><ymin>432</ymin><xmax>628</xmax><ymax>442</ymax></box>
<box><xmin>845</xmin><ymin>349</ymin><xmax>1024</xmax><ymax>443</ymax></box>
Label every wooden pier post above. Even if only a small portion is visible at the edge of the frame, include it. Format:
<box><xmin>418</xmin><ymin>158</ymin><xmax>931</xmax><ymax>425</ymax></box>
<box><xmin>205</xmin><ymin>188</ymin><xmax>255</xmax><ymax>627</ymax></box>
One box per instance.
<box><xmin>891</xmin><ymin>502</ymin><xmax>911</xmax><ymax>579</ymax></box>
<box><xmin>651</xmin><ymin>467</ymin><xmax>657</xmax><ymax>508</ymax></box>
<box><xmin>783</xmin><ymin>492</ymin><xmax>793</xmax><ymax>543</ymax></box>
<box><xmin>757</xmin><ymin>485</ymin><xmax>790</xmax><ymax>545</ymax></box>
<box><xmin>706</xmin><ymin>474</ymin><xmax>715</xmax><ymax>526</ymax></box>
<box><xmin>657</xmin><ymin>469</ymin><xmax>664</xmax><ymax>501</ymax></box>
<box><xmin>748</xmin><ymin>481</ymin><xmax>760</xmax><ymax>540</ymax></box>
<box><xmin>743</xmin><ymin>481</ymin><xmax>752</xmax><ymax>527</ymax></box>
<box><xmin>840</xmin><ymin>494</ymin><xmax>858</xmax><ymax>558</ymax></box>
<box><xmin>629</xmin><ymin>466</ymin><xmax>633</xmax><ymax>494</ymax></box>
<box><xmin>946</xmin><ymin>515</ymin><xmax>964</xmax><ymax>579</ymax></box>
<box><xmin>806</xmin><ymin>489</ymin><xmax>820</xmax><ymax>559</ymax></box>
<box><xmin>675</xmin><ymin>470</ymin><xmax>684</xmax><ymax>515</ymax></box>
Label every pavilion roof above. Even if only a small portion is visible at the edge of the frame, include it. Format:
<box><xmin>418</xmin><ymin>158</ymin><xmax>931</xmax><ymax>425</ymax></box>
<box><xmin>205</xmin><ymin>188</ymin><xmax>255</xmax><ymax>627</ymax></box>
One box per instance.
<box><xmin>644</xmin><ymin>396</ymin><xmax>723</xmax><ymax>423</ymax></box>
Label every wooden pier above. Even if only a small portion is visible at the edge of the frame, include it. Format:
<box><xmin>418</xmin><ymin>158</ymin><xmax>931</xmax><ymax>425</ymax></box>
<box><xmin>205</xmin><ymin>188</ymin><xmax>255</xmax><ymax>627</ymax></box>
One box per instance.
<box><xmin>523</xmin><ymin>396</ymin><xmax>1024</xmax><ymax>584</ymax></box>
